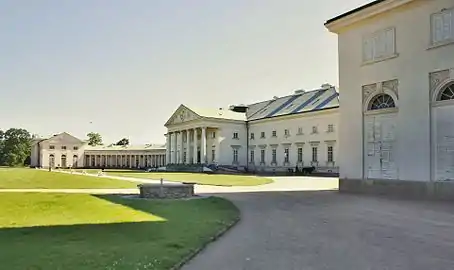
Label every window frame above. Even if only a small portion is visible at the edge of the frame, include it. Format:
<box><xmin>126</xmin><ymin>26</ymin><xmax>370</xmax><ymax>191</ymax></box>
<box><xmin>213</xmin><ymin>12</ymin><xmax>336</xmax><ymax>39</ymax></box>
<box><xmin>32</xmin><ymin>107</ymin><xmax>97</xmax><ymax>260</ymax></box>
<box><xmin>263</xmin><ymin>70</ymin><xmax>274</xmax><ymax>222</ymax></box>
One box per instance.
<box><xmin>260</xmin><ymin>149</ymin><xmax>266</xmax><ymax>163</ymax></box>
<box><xmin>297</xmin><ymin>147</ymin><xmax>303</xmax><ymax>163</ymax></box>
<box><xmin>430</xmin><ymin>7</ymin><xmax>454</xmax><ymax>48</ymax></box>
<box><xmin>232</xmin><ymin>149</ymin><xmax>238</xmax><ymax>163</ymax></box>
<box><xmin>362</xmin><ymin>27</ymin><xmax>397</xmax><ymax>64</ymax></box>
<box><xmin>233</xmin><ymin>132</ymin><xmax>239</xmax><ymax>139</ymax></box>
<box><xmin>284</xmin><ymin>148</ymin><xmax>289</xmax><ymax>163</ymax></box>
<box><xmin>312</xmin><ymin>146</ymin><xmax>318</xmax><ymax>162</ymax></box>
<box><xmin>327</xmin><ymin>146</ymin><xmax>334</xmax><ymax>163</ymax></box>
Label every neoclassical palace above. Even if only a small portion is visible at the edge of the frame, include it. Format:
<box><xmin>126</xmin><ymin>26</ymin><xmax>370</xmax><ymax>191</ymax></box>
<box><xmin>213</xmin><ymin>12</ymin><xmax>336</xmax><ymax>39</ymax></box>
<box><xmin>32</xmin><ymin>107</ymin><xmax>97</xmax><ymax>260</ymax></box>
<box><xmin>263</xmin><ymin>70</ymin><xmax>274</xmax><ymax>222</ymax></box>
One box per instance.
<box><xmin>325</xmin><ymin>0</ymin><xmax>454</xmax><ymax>196</ymax></box>
<box><xmin>30</xmin><ymin>132</ymin><xmax>166</xmax><ymax>168</ymax></box>
<box><xmin>165</xmin><ymin>84</ymin><xmax>339</xmax><ymax>173</ymax></box>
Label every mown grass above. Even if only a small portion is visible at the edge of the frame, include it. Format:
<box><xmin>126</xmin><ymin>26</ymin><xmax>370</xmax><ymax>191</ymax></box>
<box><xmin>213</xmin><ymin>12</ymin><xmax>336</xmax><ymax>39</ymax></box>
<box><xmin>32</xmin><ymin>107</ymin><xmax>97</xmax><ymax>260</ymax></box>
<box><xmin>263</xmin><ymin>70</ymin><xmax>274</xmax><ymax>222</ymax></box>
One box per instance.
<box><xmin>0</xmin><ymin>168</ymin><xmax>138</xmax><ymax>189</ymax></box>
<box><xmin>0</xmin><ymin>193</ymin><xmax>239</xmax><ymax>270</ymax></box>
<box><xmin>71</xmin><ymin>169</ymin><xmax>273</xmax><ymax>186</ymax></box>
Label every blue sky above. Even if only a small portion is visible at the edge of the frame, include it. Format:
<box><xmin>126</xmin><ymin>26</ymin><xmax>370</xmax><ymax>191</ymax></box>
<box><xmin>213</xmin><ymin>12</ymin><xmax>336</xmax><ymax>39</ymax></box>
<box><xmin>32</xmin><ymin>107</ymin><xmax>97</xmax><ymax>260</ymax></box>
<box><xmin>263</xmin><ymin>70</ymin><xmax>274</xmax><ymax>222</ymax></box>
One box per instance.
<box><xmin>0</xmin><ymin>0</ymin><xmax>371</xmax><ymax>144</ymax></box>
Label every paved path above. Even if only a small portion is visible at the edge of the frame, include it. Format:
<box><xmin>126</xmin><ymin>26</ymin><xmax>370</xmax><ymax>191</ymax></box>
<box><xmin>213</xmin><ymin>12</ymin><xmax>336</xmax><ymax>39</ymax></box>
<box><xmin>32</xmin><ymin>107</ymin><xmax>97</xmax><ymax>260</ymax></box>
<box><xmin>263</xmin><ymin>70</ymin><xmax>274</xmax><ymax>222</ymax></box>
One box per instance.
<box><xmin>0</xmin><ymin>176</ymin><xmax>338</xmax><ymax>195</ymax></box>
<box><xmin>182</xmin><ymin>191</ymin><xmax>454</xmax><ymax>270</ymax></box>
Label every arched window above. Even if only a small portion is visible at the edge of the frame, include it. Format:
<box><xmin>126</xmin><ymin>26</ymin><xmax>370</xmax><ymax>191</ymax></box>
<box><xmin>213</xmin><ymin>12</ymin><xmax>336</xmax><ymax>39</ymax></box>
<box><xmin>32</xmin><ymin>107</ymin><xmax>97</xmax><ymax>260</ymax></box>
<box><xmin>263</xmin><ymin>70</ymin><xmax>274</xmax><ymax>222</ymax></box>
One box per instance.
<box><xmin>438</xmin><ymin>83</ymin><xmax>454</xmax><ymax>101</ymax></box>
<box><xmin>369</xmin><ymin>94</ymin><xmax>396</xmax><ymax>110</ymax></box>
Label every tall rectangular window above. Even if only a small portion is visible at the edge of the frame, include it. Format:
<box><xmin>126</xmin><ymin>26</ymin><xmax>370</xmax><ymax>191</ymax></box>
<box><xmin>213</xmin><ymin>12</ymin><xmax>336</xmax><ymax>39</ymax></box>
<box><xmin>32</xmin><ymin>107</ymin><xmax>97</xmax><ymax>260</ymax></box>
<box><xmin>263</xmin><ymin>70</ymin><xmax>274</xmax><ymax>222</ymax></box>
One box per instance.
<box><xmin>250</xmin><ymin>133</ymin><xmax>255</xmax><ymax>140</ymax></box>
<box><xmin>212</xmin><ymin>149</ymin><xmax>215</xmax><ymax>162</ymax></box>
<box><xmin>431</xmin><ymin>8</ymin><xmax>454</xmax><ymax>45</ymax></box>
<box><xmin>260</xmin><ymin>149</ymin><xmax>265</xmax><ymax>163</ymax></box>
<box><xmin>327</xmin><ymin>146</ymin><xmax>334</xmax><ymax>163</ymax></box>
<box><xmin>363</xmin><ymin>28</ymin><xmax>396</xmax><ymax>62</ymax></box>
<box><xmin>328</xmin><ymin>124</ymin><xmax>334</xmax><ymax>133</ymax></box>
<box><xmin>250</xmin><ymin>150</ymin><xmax>255</xmax><ymax>163</ymax></box>
<box><xmin>183</xmin><ymin>152</ymin><xmax>187</xmax><ymax>163</ymax></box>
<box><xmin>260</xmin><ymin>132</ymin><xmax>265</xmax><ymax>138</ymax></box>
<box><xmin>272</xmin><ymin>149</ymin><xmax>277</xmax><ymax>163</ymax></box>
<box><xmin>233</xmin><ymin>149</ymin><xmax>238</xmax><ymax>163</ymax></box>
<box><xmin>233</xmin><ymin>132</ymin><xmax>239</xmax><ymax>139</ymax></box>
<box><xmin>212</xmin><ymin>132</ymin><xmax>216</xmax><ymax>139</ymax></box>
<box><xmin>284</xmin><ymin>129</ymin><xmax>290</xmax><ymax>136</ymax></box>
<box><xmin>297</xmin><ymin>127</ymin><xmax>303</xmax><ymax>134</ymax></box>
<box><xmin>297</xmin><ymin>147</ymin><xmax>303</xmax><ymax>162</ymax></box>
<box><xmin>284</xmin><ymin>148</ymin><xmax>289</xmax><ymax>163</ymax></box>
<box><xmin>312</xmin><ymin>126</ymin><xmax>318</xmax><ymax>134</ymax></box>
<box><xmin>312</xmin><ymin>147</ymin><xmax>318</xmax><ymax>162</ymax></box>
<box><xmin>272</xmin><ymin>130</ymin><xmax>277</xmax><ymax>137</ymax></box>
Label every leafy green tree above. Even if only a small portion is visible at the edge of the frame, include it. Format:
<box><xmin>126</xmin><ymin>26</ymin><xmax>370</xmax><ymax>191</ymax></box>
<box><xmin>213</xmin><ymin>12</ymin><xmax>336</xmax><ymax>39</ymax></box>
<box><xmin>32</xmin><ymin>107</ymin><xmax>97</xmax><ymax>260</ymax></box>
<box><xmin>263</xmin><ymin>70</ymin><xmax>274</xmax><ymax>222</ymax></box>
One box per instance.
<box><xmin>1</xmin><ymin>128</ymin><xmax>31</xmax><ymax>166</ymax></box>
<box><xmin>87</xmin><ymin>132</ymin><xmax>103</xmax><ymax>146</ymax></box>
<box><xmin>115</xmin><ymin>138</ymin><xmax>129</xmax><ymax>146</ymax></box>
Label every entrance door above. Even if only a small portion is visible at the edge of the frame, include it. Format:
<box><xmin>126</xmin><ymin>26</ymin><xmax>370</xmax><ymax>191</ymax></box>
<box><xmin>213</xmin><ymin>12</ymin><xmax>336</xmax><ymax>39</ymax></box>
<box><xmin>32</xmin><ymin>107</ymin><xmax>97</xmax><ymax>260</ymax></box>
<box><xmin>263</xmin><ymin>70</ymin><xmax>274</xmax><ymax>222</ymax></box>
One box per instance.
<box><xmin>434</xmin><ymin>105</ymin><xmax>454</xmax><ymax>181</ymax></box>
<box><xmin>197</xmin><ymin>150</ymin><xmax>201</xmax><ymax>163</ymax></box>
<box><xmin>61</xmin><ymin>155</ymin><xmax>67</xmax><ymax>168</ymax></box>
<box><xmin>364</xmin><ymin>113</ymin><xmax>398</xmax><ymax>179</ymax></box>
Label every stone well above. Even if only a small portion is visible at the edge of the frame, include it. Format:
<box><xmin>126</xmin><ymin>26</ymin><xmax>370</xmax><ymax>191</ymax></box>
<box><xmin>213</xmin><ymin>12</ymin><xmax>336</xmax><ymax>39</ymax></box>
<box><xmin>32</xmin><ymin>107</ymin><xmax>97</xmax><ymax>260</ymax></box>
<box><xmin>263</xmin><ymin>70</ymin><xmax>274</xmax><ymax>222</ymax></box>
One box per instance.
<box><xmin>138</xmin><ymin>182</ymin><xmax>194</xmax><ymax>199</ymax></box>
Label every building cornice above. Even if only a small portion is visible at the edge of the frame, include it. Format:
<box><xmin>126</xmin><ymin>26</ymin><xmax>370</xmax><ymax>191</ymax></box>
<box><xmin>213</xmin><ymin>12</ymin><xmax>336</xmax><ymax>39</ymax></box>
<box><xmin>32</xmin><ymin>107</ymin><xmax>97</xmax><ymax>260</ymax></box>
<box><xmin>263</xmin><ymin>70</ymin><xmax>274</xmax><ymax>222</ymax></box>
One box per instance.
<box><xmin>325</xmin><ymin>0</ymin><xmax>414</xmax><ymax>33</ymax></box>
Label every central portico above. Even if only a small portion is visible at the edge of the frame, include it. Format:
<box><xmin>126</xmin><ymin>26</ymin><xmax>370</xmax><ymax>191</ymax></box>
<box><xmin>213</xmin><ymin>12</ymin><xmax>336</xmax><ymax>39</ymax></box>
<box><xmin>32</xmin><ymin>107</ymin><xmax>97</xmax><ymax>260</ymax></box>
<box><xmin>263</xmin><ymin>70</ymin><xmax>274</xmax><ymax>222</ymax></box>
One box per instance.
<box><xmin>164</xmin><ymin>104</ymin><xmax>247</xmax><ymax>166</ymax></box>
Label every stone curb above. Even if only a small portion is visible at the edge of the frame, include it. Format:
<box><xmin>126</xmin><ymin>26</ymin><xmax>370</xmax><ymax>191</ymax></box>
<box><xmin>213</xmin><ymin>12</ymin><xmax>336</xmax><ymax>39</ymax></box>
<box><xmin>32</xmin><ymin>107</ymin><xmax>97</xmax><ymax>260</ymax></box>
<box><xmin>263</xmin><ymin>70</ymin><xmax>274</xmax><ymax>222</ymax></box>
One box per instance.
<box><xmin>170</xmin><ymin>203</ymin><xmax>241</xmax><ymax>270</ymax></box>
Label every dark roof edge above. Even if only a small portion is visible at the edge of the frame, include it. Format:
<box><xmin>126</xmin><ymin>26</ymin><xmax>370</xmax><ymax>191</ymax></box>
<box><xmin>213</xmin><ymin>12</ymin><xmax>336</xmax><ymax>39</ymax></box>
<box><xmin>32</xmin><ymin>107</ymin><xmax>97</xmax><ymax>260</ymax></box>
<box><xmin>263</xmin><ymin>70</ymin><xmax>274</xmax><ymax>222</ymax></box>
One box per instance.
<box><xmin>247</xmin><ymin>106</ymin><xmax>339</xmax><ymax>123</ymax></box>
<box><xmin>324</xmin><ymin>0</ymin><xmax>386</xmax><ymax>25</ymax></box>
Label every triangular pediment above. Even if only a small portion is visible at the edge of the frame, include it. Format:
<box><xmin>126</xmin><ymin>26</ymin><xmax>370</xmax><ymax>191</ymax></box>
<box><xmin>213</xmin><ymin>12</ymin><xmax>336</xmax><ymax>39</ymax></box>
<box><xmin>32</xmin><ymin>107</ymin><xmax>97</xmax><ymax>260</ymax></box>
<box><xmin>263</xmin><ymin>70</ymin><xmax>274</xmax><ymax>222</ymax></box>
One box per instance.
<box><xmin>165</xmin><ymin>104</ymin><xmax>201</xmax><ymax>127</ymax></box>
<box><xmin>44</xmin><ymin>132</ymin><xmax>84</xmax><ymax>145</ymax></box>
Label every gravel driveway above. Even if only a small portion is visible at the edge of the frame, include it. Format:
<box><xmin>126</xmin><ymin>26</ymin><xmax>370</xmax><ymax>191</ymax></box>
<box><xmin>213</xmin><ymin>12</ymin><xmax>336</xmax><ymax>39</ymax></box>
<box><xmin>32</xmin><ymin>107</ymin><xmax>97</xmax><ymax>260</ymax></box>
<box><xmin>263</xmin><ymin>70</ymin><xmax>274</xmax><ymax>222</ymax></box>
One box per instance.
<box><xmin>183</xmin><ymin>188</ymin><xmax>454</xmax><ymax>270</ymax></box>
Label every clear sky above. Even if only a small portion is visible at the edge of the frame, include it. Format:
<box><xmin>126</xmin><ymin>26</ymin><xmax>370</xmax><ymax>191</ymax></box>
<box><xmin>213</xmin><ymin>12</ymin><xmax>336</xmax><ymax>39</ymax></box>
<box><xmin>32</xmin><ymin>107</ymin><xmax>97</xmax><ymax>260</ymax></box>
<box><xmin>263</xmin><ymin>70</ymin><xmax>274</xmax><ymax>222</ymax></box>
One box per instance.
<box><xmin>0</xmin><ymin>0</ymin><xmax>371</xmax><ymax>144</ymax></box>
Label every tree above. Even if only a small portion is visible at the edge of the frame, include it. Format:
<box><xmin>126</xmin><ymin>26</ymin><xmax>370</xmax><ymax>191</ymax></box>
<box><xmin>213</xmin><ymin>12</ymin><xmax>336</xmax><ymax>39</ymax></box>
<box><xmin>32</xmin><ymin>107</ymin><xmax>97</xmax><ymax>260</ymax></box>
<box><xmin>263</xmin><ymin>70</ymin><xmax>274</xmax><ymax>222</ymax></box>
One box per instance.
<box><xmin>0</xmin><ymin>128</ymin><xmax>32</xmax><ymax>166</ymax></box>
<box><xmin>115</xmin><ymin>138</ymin><xmax>129</xmax><ymax>146</ymax></box>
<box><xmin>86</xmin><ymin>132</ymin><xmax>103</xmax><ymax>146</ymax></box>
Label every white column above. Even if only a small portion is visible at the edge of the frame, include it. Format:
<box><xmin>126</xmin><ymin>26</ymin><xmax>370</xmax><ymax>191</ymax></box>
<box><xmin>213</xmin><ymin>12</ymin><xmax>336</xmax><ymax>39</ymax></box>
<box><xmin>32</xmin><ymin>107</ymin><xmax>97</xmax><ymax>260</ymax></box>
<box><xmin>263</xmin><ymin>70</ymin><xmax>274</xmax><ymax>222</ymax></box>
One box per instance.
<box><xmin>186</xmin><ymin>130</ymin><xmax>190</xmax><ymax>164</ymax></box>
<box><xmin>172</xmin><ymin>131</ymin><xmax>177</xmax><ymax>163</ymax></box>
<box><xmin>193</xmin><ymin>128</ymin><xmax>198</xmax><ymax>163</ymax></box>
<box><xmin>166</xmin><ymin>133</ymin><xmax>171</xmax><ymax>164</ymax></box>
<box><xmin>178</xmin><ymin>131</ymin><xmax>184</xmax><ymax>164</ymax></box>
<box><xmin>201</xmin><ymin>127</ymin><xmax>207</xmax><ymax>164</ymax></box>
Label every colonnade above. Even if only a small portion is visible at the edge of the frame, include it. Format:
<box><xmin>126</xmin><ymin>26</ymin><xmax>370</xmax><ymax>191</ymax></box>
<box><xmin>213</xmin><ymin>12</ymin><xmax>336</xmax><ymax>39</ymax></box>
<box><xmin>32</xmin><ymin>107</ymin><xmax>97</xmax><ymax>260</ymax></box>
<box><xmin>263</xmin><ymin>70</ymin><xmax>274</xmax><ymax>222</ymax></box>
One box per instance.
<box><xmin>166</xmin><ymin>127</ymin><xmax>213</xmax><ymax>165</ymax></box>
<box><xmin>84</xmin><ymin>153</ymin><xmax>166</xmax><ymax>168</ymax></box>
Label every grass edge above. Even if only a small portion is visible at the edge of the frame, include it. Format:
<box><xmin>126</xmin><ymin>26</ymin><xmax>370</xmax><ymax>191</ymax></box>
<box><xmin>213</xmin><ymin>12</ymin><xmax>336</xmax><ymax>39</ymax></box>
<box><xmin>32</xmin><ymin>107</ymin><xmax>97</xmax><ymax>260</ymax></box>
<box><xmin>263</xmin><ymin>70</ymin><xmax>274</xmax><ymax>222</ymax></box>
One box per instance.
<box><xmin>170</xmin><ymin>197</ymin><xmax>241</xmax><ymax>270</ymax></box>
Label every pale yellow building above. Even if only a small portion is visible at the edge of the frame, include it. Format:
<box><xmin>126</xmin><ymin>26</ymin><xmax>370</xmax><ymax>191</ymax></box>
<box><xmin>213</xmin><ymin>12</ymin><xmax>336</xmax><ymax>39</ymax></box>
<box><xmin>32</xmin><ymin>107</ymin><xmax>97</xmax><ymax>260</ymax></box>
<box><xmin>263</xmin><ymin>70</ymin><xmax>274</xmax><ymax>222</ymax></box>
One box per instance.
<box><xmin>30</xmin><ymin>132</ymin><xmax>166</xmax><ymax>168</ymax></box>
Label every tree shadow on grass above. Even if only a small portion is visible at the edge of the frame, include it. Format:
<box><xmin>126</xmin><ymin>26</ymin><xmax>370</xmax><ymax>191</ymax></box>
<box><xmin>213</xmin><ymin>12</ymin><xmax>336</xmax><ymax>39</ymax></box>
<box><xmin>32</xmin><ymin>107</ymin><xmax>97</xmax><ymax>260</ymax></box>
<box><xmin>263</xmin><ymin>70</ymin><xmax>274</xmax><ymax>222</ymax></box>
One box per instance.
<box><xmin>0</xmin><ymin>195</ymin><xmax>238</xmax><ymax>270</ymax></box>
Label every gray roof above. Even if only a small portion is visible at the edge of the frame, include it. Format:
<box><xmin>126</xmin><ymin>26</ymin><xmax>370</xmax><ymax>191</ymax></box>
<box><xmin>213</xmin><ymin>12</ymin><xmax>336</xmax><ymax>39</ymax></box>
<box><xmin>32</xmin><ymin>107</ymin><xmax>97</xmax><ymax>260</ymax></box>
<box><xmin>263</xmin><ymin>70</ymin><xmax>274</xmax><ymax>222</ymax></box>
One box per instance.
<box><xmin>246</xmin><ymin>86</ymin><xmax>339</xmax><ymax>121</ymax></box>
<box><xmin>325</xmin><ymin>0</ymin><xmax>386</xmax><ymax>25</ymax></box>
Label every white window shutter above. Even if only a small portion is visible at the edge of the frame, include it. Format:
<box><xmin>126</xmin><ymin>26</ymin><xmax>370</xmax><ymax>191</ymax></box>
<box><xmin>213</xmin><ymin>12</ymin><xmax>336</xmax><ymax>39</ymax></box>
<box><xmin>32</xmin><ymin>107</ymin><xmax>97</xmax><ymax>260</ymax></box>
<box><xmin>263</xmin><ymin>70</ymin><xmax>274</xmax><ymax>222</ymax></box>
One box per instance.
<box><xmin>363</xmin><ymin>38</ymin><xmax>373</xmax><ymax>61</ymax></box>
<box><xmin>373</xmin><ymin>34</ymin><xmax>383</xmax><ymax>58</ymax></box>
<box><xmin>442</xmin><ymin>10</ymin><xmax>453</xmax><ymax>40</ymax></box>
<box><xmin>432</xmin><ymin>14</ymin><xmax>444</xmax><ymax>43</ymax></box>
<box><xmin>384</xmin><ymin>28</ymin><xmax>395</xmax><ymax>55</ymax></box>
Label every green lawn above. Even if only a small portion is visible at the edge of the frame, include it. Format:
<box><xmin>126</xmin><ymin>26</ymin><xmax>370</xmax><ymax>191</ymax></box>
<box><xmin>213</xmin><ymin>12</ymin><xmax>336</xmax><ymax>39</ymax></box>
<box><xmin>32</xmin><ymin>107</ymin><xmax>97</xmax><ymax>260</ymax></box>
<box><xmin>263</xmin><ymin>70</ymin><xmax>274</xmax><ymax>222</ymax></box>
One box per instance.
<box><xmin>76</xmin><ymin>169</ymin><xmax>273</xmax><ymax>186</ymax></box>
<box><xmin>0</xmin><ymin>193</ymin><xmax>239</xmax><ymax>270</ymax></box>
<box><xmin>0</xmin><ymin>168</ymin><xmax>138</xmax><ymax>189</ymax></box>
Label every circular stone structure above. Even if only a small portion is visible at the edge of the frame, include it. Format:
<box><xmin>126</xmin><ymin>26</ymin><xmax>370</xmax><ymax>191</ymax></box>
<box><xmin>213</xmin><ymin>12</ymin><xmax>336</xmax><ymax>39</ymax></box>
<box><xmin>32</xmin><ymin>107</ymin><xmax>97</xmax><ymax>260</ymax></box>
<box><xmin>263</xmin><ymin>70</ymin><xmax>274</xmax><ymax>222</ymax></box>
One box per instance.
<box><xmin>138</xmin><ymin>183</ymin><xmax>195</xmax><ymax>199</ymax></box>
